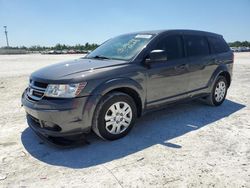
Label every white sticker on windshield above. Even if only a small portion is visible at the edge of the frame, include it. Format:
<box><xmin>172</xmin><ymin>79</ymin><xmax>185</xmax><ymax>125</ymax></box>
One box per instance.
<box><xmin>135</xmin><ymin>34</ymin><xmax>152</xmax><ymax>39</ymax></box>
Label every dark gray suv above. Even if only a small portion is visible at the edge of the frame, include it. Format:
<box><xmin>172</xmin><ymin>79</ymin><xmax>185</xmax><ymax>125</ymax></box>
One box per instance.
<box><xmin>21</xmin><ymin>30</ymin><xmax>233</xmax><ymax>141</ymax></box>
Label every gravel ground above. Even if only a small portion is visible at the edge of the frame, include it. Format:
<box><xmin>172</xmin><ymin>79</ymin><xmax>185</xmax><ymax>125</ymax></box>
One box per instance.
<box><xmin>0</xmin><ymin>53</ymin><xmax>249</xmax><ymax>188</ymax></box>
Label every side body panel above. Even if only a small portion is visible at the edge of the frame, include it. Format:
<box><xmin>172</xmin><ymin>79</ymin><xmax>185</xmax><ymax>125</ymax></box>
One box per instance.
<box><xmin>144</xmin><ymin>32</ymin><xmax>233</xmax><ymax>110</ymax></box>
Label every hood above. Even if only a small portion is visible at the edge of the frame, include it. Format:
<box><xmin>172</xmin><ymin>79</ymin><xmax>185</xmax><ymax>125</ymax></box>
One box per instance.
<box><xmin>31</xmin><ymin>58</ymin><xmax>128</xmax><ymax>82</ymax></box>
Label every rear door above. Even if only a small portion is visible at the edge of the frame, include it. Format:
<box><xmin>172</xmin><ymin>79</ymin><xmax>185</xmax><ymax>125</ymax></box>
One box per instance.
<box><xmin>183</xmin><ymin>34</ymin><xmax>214</xmax><ymax>92</ymax></box>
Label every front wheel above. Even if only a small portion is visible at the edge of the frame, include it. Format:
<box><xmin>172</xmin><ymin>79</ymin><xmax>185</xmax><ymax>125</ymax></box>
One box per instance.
<box><xmin>206</xmin><ymin>76</ymin><xmax>228</xmax><ymax>106</ymax></box>
<box><xmin>92</xmin><ymin>92</ymin><xmax>137</xmax><ymax>140</ymax></box>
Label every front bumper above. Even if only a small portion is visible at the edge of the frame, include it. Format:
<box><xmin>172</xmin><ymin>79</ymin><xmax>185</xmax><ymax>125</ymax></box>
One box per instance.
<box><xmin>22</xmin><ymin>89</ymin><xmax>92</xmax><ymax>137</ymax></box>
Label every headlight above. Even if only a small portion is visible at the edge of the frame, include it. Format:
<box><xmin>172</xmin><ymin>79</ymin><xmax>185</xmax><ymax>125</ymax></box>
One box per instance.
<box><xmin>44</xmin><ymin>82</ymin><xmax>87</xmax><ymax>98</ymax></box>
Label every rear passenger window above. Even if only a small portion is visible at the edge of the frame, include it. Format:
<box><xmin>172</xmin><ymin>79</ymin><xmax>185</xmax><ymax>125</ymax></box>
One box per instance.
<box><xmin>184</xmin><ymin>35</ymin><xmax>209</xmax><ymax>57</ymax></box>
<box><xmin>207</xmin><ymin>36</ymin><xmax>230</xmax><ymax>54</ymax></box>
<box><xmin>154</xmin><ymin>35</ymin><xmax>184</xmax><ymax>60</ymax></box>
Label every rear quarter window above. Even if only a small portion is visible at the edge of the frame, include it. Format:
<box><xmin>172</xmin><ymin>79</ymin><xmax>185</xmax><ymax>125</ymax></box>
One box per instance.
<box><xmin>207</xmin><ymin>36</ymin><xmax>230</xmax><ymax>54</ymax></box>
<box><xmin>184</xmin><ymin>35</ymin><xmax>210</xmax><ymax>57</ymax></box>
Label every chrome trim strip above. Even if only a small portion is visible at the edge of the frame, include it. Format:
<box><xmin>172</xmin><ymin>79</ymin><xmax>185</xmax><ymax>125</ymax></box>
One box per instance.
<box><xmin>29</xmin><ymin>84</ymin><xmax>47</xmax><ymax>91</ymax></box>
<box><xmin>27</xmin><ymin>93</ymin><xmax>42</xmax><ymax>101</ymax></box>
<box><xmin>28</xmin><ymin>80</ymin><xmax>47</xmax><ymax>101</ymax></box>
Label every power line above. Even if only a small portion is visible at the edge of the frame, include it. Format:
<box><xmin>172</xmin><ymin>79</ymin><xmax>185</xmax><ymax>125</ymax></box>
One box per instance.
<box><xmin>4</xmin><ymin>26</ymin><xmax>9</xmax><ymax>47</ymax></box>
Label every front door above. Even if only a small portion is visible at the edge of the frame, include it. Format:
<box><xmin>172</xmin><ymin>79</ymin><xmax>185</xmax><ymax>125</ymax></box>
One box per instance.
<box><xmin>146</xmin><ymin>34</ymin><xmax>190</xmax><ymax>106</ymax></box>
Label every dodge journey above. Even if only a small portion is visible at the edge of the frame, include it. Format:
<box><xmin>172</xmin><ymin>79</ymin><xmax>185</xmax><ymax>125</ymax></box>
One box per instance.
<box><xmin>22</xmin><ymin>30</ymin><xmax>233</xmax><ymax>141</ymax></box>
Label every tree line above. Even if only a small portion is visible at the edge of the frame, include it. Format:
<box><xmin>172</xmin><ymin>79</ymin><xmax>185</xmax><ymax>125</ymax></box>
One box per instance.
<box><xmin>1</xmin><ymin>41</ymin><xmax>250</xmax><ymax>50</ymax></box>
<box><xmin>0</xmin><ymin>43</ymin><xmax>99</xmax><ymax>51</ymax></box>
<box><xmin>228</xmin><ymin>41</ymin><xmax>250</xmax><ymax>48</ymax></box>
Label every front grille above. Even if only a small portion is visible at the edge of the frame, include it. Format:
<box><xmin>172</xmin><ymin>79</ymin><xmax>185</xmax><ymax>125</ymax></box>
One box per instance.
<box><xmin>27</xmin><ymin>80</ymin><xmax>47</xmax><ymax>101</ymax></box>
<box><xmin>34</xmin><ymin>81</ymin><xmax>48</xmax><ymax>88</ymax></box>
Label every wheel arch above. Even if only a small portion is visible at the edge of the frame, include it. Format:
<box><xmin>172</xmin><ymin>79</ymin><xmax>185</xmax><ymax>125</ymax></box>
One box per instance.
<box><xmin>94</xmin><ymin>78</ymin><xmax>145</xmax><ymax>117</ymax></box>
<box><xmin>85</xmin><ymin>78</ymin><xmax>144</xmax><ymax>138</ymax></box>
<box><xmin>81</xmin><ymin>78</ymin><xmax>145</xmax><ymax>134</ymax></box>
<box><xmin>208</xmin><ymin>64</ymin><xmax>232</xmax><ymax>90</ymax></box>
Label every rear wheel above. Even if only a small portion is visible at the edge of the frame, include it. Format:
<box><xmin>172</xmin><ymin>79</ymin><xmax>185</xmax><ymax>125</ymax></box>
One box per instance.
<box><xmin>206</xmin><ymin>76</ymin><xmax>228</xmax><ymax>106</ymax></box>
<box><xmin>92</xmin><ymin>92</ymin><xmax>137</xmax><ymax>140</ymax></box>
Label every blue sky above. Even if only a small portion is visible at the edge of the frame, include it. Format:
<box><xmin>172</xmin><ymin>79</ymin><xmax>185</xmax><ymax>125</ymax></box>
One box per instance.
<box><xmin>0</xmin><ymin>0</ymin><xmax>249</xmax><ymax>47</ymax></box>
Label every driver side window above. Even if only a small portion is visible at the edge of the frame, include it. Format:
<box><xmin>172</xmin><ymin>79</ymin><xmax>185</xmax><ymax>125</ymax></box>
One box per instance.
<box><xmin>154</xmin><ymin>35</ymin><xmax>184</xmax><ymax>61</ymax></box>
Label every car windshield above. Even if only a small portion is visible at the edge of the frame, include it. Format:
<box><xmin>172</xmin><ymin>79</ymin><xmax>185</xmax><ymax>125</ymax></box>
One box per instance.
<box><xmin>86</xmin><ymin>33</ymin><xmax>154</xmax><ymax>61</ymax></box>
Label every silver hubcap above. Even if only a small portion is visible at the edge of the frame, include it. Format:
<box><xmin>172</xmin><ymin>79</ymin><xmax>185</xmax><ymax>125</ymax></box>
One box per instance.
<box><xmin>105</xmin><ymin>102</ymin><xmax>132</xmax><ymax>134</ymax></box>
<box><xmin>214</xmin><ymin>81</ymin><xmax>226</xmax><ymax>102</ymax></box>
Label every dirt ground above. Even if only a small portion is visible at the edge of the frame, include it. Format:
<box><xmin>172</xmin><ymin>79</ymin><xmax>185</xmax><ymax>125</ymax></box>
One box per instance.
<box><xmin>0</xmin><ymin>53</ymin><xmax>249</xmax><ymax>188</ymax></box>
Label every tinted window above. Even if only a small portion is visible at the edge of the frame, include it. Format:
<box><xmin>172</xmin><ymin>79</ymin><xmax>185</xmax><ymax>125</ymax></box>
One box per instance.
<box><xmin>154</xmin><ymin>35</ymin><xmax>184</xmax><ymax>60</ymax></box>
<box><xmin>185</xmin><ymin>35</ymin><xmax>209</xmax><ymax>57</ymax></box>
<box><xmin>208</xmin><ymin>36</ymin><xmax>230</xmax><ymax>54</ymax></box>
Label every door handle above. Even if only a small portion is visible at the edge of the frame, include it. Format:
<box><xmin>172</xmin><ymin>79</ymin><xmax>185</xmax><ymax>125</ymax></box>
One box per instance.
<box><xmin>175</xmin><ymin>64</ymin><xmax>187</xmax><ymax>70</ymax></box>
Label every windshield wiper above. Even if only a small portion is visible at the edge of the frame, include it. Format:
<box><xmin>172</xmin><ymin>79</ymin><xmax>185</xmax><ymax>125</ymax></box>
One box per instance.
<box><xmin>91</xmin><ymin>55</ymin><xmax>110</xmax><ymax>60</ymax></box>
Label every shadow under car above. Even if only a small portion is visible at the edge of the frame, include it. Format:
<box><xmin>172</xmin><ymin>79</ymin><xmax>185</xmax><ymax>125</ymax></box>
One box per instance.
<box><xmin>21</xmin><ymin>99</ymin><xmax>245</xmax><ymax>168</ymax></box>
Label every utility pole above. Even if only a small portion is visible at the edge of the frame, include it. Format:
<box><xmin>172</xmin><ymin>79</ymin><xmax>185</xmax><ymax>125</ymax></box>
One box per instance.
<box><xmin>3</xmin><ymin>26</ymin><xmax>9</xmax><ymax>47</ymax></box>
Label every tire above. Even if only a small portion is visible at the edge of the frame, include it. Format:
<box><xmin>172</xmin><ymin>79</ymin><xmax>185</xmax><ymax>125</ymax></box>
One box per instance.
<box><xmin>92</xmin><ymin>92</ymin><xmax>137</xmax><ymax>140</ymax></box>
<box><xmin>206</xmin><ymin>76</ymin><xmax>228</xmax><ymax>106</ymax></box>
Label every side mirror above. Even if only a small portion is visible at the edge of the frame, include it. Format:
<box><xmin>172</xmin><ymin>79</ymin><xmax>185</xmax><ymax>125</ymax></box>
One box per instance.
<box><xmin>145</xmin><ymin>50</ymin><xmax>167</xmax><ymax>63</ymax></box>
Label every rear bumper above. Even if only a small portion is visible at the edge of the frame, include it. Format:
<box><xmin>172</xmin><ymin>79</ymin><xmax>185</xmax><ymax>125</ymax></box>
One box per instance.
<box><xmin>22</xmin><ymin>89</ymin><xmax>93</xmax><ymax>137</ymax></box>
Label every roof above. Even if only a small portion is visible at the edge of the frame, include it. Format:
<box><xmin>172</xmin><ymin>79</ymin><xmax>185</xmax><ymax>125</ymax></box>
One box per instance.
<box><xmin>129</xmin><ymin>29</ymin><xmax>222</xmax><ymax>37</ymax></box>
